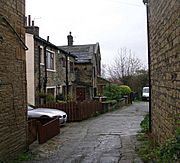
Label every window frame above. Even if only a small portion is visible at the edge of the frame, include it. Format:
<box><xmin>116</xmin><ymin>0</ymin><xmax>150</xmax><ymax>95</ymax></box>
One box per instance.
<box><xmin>39</xmin><ymin>45</ymin><xmax>44</xmax><ymax>65</ymax></box>
<box><xmin>46</xmin><ymin>86</ymin><xmax>56</xmax><ymax>97</ymax></box>
<box><xmin>70</xmin><ymin>61</ymin><xmax>74</xmax><ymax>73</ymax></box>
<box><xmin>46</xmin><ymin>49</ymin><xmax>56</xmax><ymax>71</ymax></box>
<box><xmin>61</xmin><ymin>57</ymin><xmax>66</xmax><ymax>67</ymax></box>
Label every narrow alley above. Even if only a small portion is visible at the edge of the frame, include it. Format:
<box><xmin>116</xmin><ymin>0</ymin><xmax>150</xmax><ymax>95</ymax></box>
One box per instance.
<box><xmin>26</xmin><ymin>102</ymin><xmax>149</xmax><ymax>163</ymax></box>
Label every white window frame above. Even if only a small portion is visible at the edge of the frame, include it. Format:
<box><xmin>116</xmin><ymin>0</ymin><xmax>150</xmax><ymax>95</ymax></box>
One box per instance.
<box><xmin>46</xmin><ymin>86</ymin><xmax>56</xmax><ymax>97</ymax></box>
<box><xmin>46</xmin><ymin>49</ymin><xmax>56</xmax><ymax>72</ymax></box>
<box><xmin>40</xmin><ymin>45</ymin><xmax>44</xmax><ymax>65</ymax></box>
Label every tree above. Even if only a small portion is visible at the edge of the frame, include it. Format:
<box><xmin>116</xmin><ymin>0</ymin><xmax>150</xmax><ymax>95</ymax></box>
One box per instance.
<box><xmin>101</xmin><ymin>64</ymin><xmax>107</xmax><ymax>78</ymax></box>
<box><xmin>107</xmin><ymin>48</ymin><xmax>148</xmax><ymax>98</ymax></box>
<box><xmin>127</xmin><ymin>69</ymin><xmax>149</xmax><ymax>99</ymax></box>
<box><xmin>107</xmin><ymin>47</ymin><xmax>144</xmax><ymax>84</ymax></box>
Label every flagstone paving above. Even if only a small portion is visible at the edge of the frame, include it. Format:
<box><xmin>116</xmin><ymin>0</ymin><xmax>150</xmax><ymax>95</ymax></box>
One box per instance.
<box><xmin>25</xmin><ymin>102</ymin><xmax>149</xmax><ymax>163</ymax></box>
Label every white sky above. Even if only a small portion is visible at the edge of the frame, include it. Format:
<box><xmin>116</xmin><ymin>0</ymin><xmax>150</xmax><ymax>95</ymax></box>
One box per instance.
<box><xmin>26</xmin><ymin>0</ymin><xmax>148</xmax><ymax>67</ymax></box>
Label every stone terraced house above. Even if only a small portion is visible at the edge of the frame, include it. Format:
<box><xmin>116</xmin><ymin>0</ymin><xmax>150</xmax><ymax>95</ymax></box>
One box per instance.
<box><xmin>26</xmin><ymin>17</ymin><xmax>76</xmax><ymax>105</ymax></box>
<box><xmin>59</xmin><ymin>32</ymin><xmax>101</xmax><ymax>101</ymax></box>
<box><xmin>148</xmin><ymin>0</ymin><xmax>180</xmax><ymax>143</ymax></box>
<box><xmin>0</xmin><ymin>0</ymin><xmax>28</xmax><ymax>161</ymax></box>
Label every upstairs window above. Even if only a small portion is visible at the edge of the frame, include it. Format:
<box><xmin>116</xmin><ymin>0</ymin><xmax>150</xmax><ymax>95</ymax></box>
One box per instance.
<box><xmin>39</xmin><ymin>46</ymin><xmax>44</xmax><ymax>64</ymax></box>
<box><xmin>61</xmin><ymin>57</ymin><xmax>66</xmax><ymax>67</ymax></box>
<box><xmin>70</xmin><ymin>61</ymin><xmax>74</xmax><ymax>73</ymax></box>
<box><xmin>46</xmin><ymin>50</ymin><xmax>55</xmax><ymax>70</ymax></box>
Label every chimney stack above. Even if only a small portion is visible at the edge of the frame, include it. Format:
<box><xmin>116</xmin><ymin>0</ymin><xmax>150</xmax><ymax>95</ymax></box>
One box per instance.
<box><xmin>67</xmin><ymin>32</ymin><xmax>73</xmax><ymax>46</ymax></box>
<box><xmin>28</xmin><ymin>15</ymin><xmax>31</xmax><ymax>26</ymax></box>
<box><xmin>26</xmin><ymin>15</ymin><xmax>39</xmax><ymax>36</ymax></box>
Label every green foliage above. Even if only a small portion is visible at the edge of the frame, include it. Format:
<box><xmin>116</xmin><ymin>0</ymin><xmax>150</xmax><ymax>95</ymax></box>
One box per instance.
<box><xmin>176</xmin><ymin>126</ymin><xmax>180</xmax><ymax>136</ymax></box>
<box><xmin>46</xmin><ymin>94</ymin><xmax>56</xmax><ymax>103</ymax></box>
<box><xmin>140</xmin><ymin>114</ymin><xmax>149</xmax><ymax>133</ymax></box>
<box><xmin>125</xmin><ymin>69</ymin><xmax>149</xmax><ymax>99</ymax></box>
<box><xmin>57</xmin><ymin>100</ymin><xmax>67</xmax><ymax>104</ymax></box>
<box><xmin>119</xmin><ymin>85</ymin><xmax>132</xmax><ymax>96</ymax></box>
<box><xmin>38</xmin><ymin>92</ymin><xmax>47</xmax><ymax>98</ymax></box>
<box><xmin>65</xmin><ymin>94</ymin><xmax>75</xmax><ymax>102</ymax></box>
<box><xmin>56</xmin><ymin>93</ymin><xmax>64</xmax><ymax>101</ymax></box>
<box><xmin>103</xmin><ymin>84</ymin><xmax>122</xmax><ymax>100</ymax></box>
<box><xmin>13</xmin><ymin>152</ymin><xmax>32</xmax><ymax>162</ymax></box>
<box><xmin>137</xmin><ymin>114</ymin><xmax>180</xmax><ymax>162</ymax></box>
<box><xmin>159</xmin><ymin>138</ymin><xmax>180</xmax><ymax>161</ymax></box>
<box><xmin>103</xmin><ymin>100</ymin><xmax>117</xmax><ymax>105</ymax></box>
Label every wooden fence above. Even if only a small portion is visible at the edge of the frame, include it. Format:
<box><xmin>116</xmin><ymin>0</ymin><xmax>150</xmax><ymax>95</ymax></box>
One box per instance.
<box><xmin>37</xmin><ymin>117</ymin><xmax>60</xmax><ymax>144</ymax></box>
<box><xmin>28</xmin><ymin>98</ymin><xmax>129</xmax><ymax>145</ymax></box>
<box><xmin>37</xmin><ymin>101</ymin><xmax>102</xmax><ymax>122</ymax></box>
<box><xmin>28</xmin><ymin>117</ymin><xmax>60</xmax><ymax>144</ymax></box>
<box><xmin>28</xmin><ymin>119</ymin><xmax>37</xmax><ymax>145</ymax></box>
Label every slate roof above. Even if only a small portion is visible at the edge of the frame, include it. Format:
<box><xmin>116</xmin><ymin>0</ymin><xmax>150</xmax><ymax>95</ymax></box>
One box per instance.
<box><xmin>59</xmin><ymin>43</ymin><xmax>100</xmax><ymax>63</ymax></box>
<box><xmin>34</xmin><ymin>35</ymin><xmax>76</xmax><ymax>58</ymax></box>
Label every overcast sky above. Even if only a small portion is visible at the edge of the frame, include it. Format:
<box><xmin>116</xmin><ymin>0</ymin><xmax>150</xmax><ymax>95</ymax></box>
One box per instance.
<box><xmin>26</xmin><ymin>0</ymin><xmax>148</xmax><ymax>67</ymax></box>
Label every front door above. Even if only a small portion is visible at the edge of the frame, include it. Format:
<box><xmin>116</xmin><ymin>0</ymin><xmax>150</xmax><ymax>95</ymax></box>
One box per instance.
<box><xmin>76</xmin><ymin>87</ymin><xmax>86</xmax><ymax>101</ymax></box>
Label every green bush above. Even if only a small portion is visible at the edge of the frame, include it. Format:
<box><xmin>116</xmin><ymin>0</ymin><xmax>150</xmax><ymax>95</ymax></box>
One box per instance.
<box><xmin>159</xmin><ymin>138</ymin><xmax>180</xmax><ymax>161</ymax></box>
<box><xmin>137</xmin><ymin>114</ymin><xmax>180</xmax><ymax>162</ymax></box>
<box><xmin>103</xmin><ymin>84</ymin><xmax>122</xmax><ymax>100</ymax></box>
<box><xmin>140</xmin><ymin>114</ymin><xmax>149</xmax><ymax>133</ymax></box>
<box><xmin>119</xmin><ymin>85</ymin><xmax>132</xmax><ymax>96</ymax></box>
<box><xmin>46</xmin><ymin>94</ymin><xmax>56</xmax><ymax>103</ymax></box>
<box><xmin>12</xmin><ymin>152</ymin><xmax>32</xmax><ymax>162</ymax></box>
<box><xmin>56</xmin><ymin>93</ymin><xmax>64</xmax><ymax>101</ymax></box>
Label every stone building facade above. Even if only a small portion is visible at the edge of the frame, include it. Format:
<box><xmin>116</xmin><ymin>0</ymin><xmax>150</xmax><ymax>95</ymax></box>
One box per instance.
<box><xmin>0</xmin><ymin>0</ymin><xmax>27</xmax><ymax>161</ymax></box>
<box><xmin>148</xmin><ymin>0</ymin><xmax>180</xmax><ymax>143</ymax></box>
<box><xmin>26</xmin><ymin>22</ymin><xmax>76</xmax><ymax>105</ymax></box>
<box><xmin>60</xmin><ymin>33</ymin><xmax>101</xmax><ymax>101</ymax></box>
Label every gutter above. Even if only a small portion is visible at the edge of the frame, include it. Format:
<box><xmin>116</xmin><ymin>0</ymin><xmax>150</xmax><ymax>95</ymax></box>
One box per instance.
<box><xmin>143</xmin><ymin>0</ymin><xmax>152</xmax><ymax>132</ymax></box>
<box><xmin>0</xmin><ymin>15</ymin><xmax>28</xmax><ymax>50</ymax></box>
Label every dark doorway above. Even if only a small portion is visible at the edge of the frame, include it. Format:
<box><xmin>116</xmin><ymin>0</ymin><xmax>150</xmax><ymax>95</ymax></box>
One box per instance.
<box><xmin>76</xmin><ymin>87</ymin><xmax>86</xmax><ymax>101</ymax></box>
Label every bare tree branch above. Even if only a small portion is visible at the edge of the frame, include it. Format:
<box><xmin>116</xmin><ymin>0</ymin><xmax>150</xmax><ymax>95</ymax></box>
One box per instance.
<box><xmin>107</xmin><ymin>47</ymin><xmax>144</xmax><ymax>84</ymax></box>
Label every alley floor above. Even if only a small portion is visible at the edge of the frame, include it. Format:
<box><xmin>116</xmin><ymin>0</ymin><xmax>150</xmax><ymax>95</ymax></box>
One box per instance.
<box><xmin>26</xmin><ymin>102</ymin><xmax>149</xmax><ymax>163</ymax></box>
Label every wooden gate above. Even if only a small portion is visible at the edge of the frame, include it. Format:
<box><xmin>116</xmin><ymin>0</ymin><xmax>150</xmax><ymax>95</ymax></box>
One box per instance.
<box><xmin>28</xmin><ymin>119</ymin><xmax>37</xmax><ymax>145</ymax></box>
<box><xmin>37</xmin><ymin>117</ymin><xmax>60</xmax><ymax>144</ymax></box>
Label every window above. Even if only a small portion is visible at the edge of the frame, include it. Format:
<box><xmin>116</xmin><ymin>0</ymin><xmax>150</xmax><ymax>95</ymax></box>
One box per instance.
<box><xmin>70</xmin><ymin>61</ymin><xmax>74</xmax><ymax>73</ymax></box>
<box><xmin>93</xmin><ymin>67</ymin><xmax>96</xmax><ymax>77</ymax></box>
<box><xmin>61</xmin><ymin>57</ymin><xmax>66</xmax><ymax>67</ymax></box>
<box><xmin>39</xmin><ymin>46</ymin><xmax>44</xmax><ymax>64</ymax></box>
<box><xmin>57</xmin><ymin>86</ymin><xmax>62</xmax><ymax>94</ymax></box>
<box><xmin>46</xmin><ymin>87</ymin><xmax>56</xmax><ymax>97</ymax></box>
<box><xmin>46</xmin><ymin>50</ymin><xmax>55</xmax><ymax>70</ymax></box>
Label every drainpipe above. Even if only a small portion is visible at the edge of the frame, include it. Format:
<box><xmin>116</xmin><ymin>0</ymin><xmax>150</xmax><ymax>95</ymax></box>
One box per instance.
<box><xmin>43</xmin><ymin>36</ymin><xmax>49</xmax><ymax>104</ymax></box>
<box><xmin>38</xmin><ymin>46</ymin><xmax>41</xmax><ymax>104</ymax></box>
<box><xmin>143</xmin><ymin>0</ymin><xmax>152</xmax><ymax>132</ymax></box>
<box><xmin>65</xmin><ymin>53</ymin><xmax>69</xmax><ymax>99</ymax></box>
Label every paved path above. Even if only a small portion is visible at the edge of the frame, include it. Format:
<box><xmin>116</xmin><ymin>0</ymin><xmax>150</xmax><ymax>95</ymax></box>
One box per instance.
<box><xmin>26</xmin><ymin>102</ymin><xmax>149</xmax><ymax>163</ymax></box>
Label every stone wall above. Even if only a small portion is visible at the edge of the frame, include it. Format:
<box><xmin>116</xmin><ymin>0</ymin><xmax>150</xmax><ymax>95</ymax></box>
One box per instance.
<box><xmin>32</xmin><ymin>38</ymin><xmax>76</xmax><ymax>104</ymax></box>
<box><xmin>149</xmin><ymin>0</ymin><xmax>180</xmax><ymax>143</ymax></box>
<box><xmin>75</xmin><ymin>63</ymin><xmax>94</xmax><ymax>99</ymax></box>
<box><xmin>0</xmin><ymin>0</ymin><xmax>27</xmax><ymax>161</ymax></box>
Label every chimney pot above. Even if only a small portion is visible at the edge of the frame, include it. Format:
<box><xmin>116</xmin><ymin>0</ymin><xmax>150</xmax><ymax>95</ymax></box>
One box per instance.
<box><xmin>28</xmin><ymin>15</ymin><xmax>31</xmax><ymax>26</ymax></box>
<box><xmin>67</xmin><ymin>31</ymin><xmax>73</xmax><ymax>46</ymax></box>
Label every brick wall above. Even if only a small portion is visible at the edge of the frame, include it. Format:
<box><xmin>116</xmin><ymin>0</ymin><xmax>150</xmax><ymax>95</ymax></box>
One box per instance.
<box><xmin>149</xmin><ymin>0</ymin><xmax>180</xmax><ymax>143</ymax></box>
<box><xmin>0</xmin><ymin>0</ymin><xmax>27</xmax><ymax>161</ymax></box>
